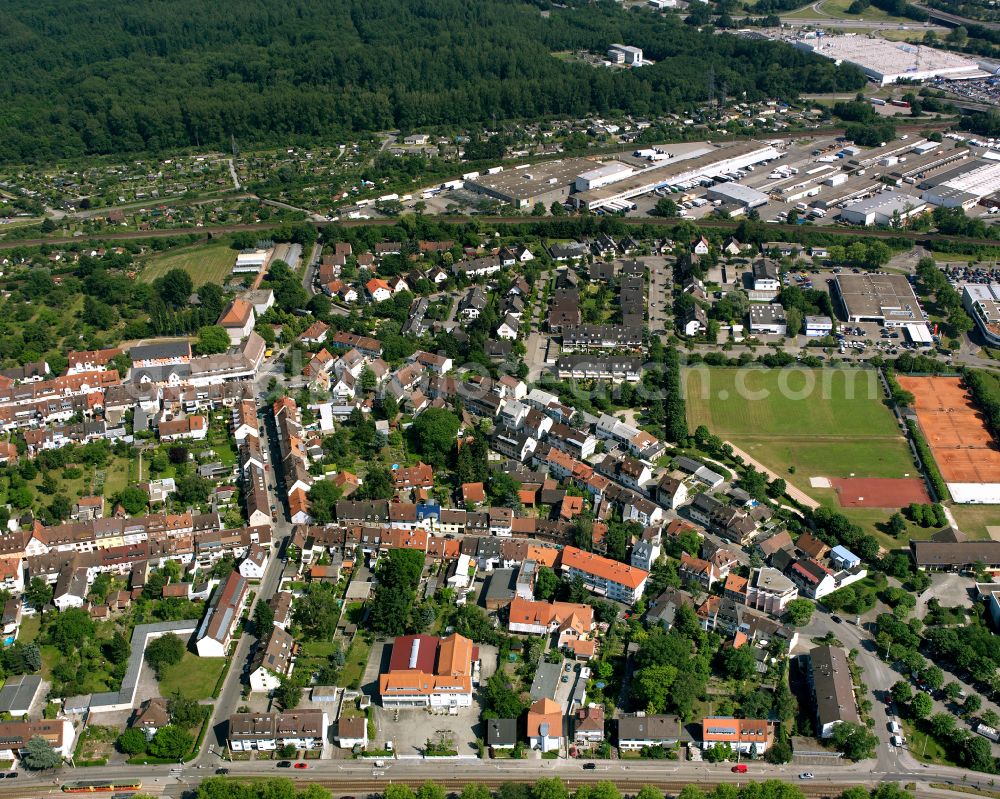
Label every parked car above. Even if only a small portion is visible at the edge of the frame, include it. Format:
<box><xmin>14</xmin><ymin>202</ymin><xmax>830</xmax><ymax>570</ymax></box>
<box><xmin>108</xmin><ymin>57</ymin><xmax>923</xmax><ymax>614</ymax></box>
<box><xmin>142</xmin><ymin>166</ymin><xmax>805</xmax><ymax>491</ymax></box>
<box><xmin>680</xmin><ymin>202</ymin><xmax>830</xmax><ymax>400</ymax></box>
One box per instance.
<box><xmin>294</xmin><ymin>762</ymin><xmax>309</xmax><ymax>769</ymax></box>
<box><xmin>277</xmin><ymin>762</ymin><xmax>292</xmax><ymax>768</ymax></box>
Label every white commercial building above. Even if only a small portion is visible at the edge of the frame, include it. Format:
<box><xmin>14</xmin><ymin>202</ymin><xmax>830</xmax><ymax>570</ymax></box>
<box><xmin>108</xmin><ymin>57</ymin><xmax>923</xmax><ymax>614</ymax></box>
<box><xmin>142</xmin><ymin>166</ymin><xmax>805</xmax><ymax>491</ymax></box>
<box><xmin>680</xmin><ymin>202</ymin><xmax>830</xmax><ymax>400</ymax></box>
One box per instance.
<box><xmin>609</xmin><ymin>44</ymin><xmax>643</xmax><ymax>66</ymax></box>
<box><xmin>840</xmin><ymin>191</ymin><xmax>926</xmax><ymax>226</ymax></box>
<box><xmin>706</xmin><ymin>182</ymin><xmax>769</xmax><ymax>209</ymax></box>
<box><xmin>794</xmin><ymin>36</ymin><xmax>985</xmax><ymax>85</ymax></box>
<box><xmin>805</xmin><ymin>315</ymin><xmax>833</xmax><ymax>337</ymax></box>
<box><xmin>963</xmin><ymin>284</ymin><xmax>1000</xmax><ymax>346</ymax></box>
<box><xmin>921</xmin><ymin>159</ymin><xmax>1000</xmax><ymax>209</ymax></box>
<box><xmin>748</xmin><ymin>304</ymin><xmax>787</xmax><ymax>336</ymax></box>
<box><xmin>574</xmin><ymin>141</ymin><xmax>781</xmax><ymax>211</ymax></box>
<box><xmin>575</xmin><ymin>162</ymin><xmax>634</xmax><ymax>192</ymax></box>
<box><xmin>233</xmin><ymin>250</ymin><xmax>270</xmax><ymax>274</ymax></box>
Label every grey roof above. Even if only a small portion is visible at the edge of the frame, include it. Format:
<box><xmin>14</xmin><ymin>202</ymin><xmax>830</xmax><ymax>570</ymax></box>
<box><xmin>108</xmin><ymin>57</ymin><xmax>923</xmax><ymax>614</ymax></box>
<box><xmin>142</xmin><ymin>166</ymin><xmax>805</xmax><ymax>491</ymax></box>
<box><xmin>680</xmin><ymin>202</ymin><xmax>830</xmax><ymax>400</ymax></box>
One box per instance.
<box><xmin>130</xmin><ymin>341</ymin><xmax>192</xmax><ymax>362</ymax></box>
<box><xmin>530</xmin><ymin>660</ymin><xmax>562</xmax><ymax>701</ymax></box>
<box><xmin>618</xmin><ymin>714</ymin><xmax>683</xmax><ymax>743</ymax></box>
<box><xmin>810</xmin><ymin>645</ymin><xmax>859</xmax><ymax>730</ymax></box>
<box><xmin>0</xmin><ymin>675</ymin><xmax>42</xmax><ymax>715</ymax></box>
<box><xmin>486</xmin><ymin>718</ymin><xmax>518</xmax><ymax>747</ymax></box>
<box><xmin>479</xmin><ymin>569</ymin><xmax>517</xmax><ymax>608</ymax></box>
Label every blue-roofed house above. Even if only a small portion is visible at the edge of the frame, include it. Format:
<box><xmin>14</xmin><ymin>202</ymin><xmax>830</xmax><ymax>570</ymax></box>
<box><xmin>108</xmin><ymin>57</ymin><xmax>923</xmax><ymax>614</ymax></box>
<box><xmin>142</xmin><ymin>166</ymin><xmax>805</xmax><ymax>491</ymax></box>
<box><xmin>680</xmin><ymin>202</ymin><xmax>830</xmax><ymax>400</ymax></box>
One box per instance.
<box><xmin>829</xmin><ymin>545</ymin><xmax>861</xmax><ymax>570</ymax></box>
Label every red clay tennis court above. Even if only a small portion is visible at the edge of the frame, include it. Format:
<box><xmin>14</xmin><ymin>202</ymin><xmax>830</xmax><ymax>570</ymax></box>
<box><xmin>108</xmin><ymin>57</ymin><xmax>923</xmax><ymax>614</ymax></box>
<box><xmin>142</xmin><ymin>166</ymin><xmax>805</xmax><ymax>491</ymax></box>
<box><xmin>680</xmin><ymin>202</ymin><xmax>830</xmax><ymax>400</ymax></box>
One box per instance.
<box><xmin>831</xmin><ymin>477</ymin><xmax>931</xmax><ymax>508</ymax></box>
<box><xmin>897</xmin><ymin>375</ymin><xmax>1000</xmax><ymax>484</ymax></box>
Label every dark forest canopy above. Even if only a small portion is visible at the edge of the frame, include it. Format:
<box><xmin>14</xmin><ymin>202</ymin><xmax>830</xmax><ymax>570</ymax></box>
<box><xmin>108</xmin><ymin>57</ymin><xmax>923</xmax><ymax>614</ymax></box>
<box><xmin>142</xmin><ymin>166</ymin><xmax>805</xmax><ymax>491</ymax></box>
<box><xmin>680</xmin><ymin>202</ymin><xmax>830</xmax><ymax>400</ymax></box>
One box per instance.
<box><xmin>0</xmin><ymin>0</ymin><xmax>865</xmax><ymax>163</ymax></box>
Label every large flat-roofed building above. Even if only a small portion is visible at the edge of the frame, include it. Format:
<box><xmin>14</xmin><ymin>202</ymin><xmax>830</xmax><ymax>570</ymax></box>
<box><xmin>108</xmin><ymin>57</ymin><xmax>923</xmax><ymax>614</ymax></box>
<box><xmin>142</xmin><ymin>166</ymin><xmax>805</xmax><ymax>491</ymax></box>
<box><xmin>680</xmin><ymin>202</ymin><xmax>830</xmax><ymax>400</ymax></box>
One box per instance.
<box><xmin>794</xmin><ymin>36</ymin><xmax>985</xmax><ymax>85</ymax></box>
<box><xmin>609</xmin><ymin>44</ymin><xmax>643</xmax><ymax>66</ymax></box>
<box><xmin>963</xmin><ymin>284</ymin><xmax>1000</xmax><ymax>346</ymax></box>
<box><xmin>576</xmin><ymin>162</ymin><xmax>634</xmax><ymax>192</ymax></box>
<box><xmin>921</xmin><ymin>158</ymin><xmax>1000</xmax><ymax>209</ymax></box>
<box><xmin>574</xmin><ymin>141</ymin><xmax>780</xmax><ymax>210</ymax></box>
<box><xmin>833</xmin><ymin>273</ymin><xmax>924</xmax><ymax>326</ymax></box>
<box><xmin>706</xmin><ymin>182</ymin><xmax>769</xmax><ymax>209</ymax></box>
<box><xmin>839</xmin><ymin>191</ymin><xmax>926</xmax><ymax>226</ymax></box>
<box><xmin>465</xmin><ymin>159</ymin><xmax>595</xmax><ymax>209</ymax></box>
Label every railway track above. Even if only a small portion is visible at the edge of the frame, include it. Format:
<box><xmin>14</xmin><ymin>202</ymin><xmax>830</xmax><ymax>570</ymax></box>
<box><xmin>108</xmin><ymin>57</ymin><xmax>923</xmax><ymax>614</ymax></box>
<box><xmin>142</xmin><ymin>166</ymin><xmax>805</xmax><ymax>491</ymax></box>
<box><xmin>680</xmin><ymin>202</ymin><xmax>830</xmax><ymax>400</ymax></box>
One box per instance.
<box><xmin>1</xmin><ymin>216</ymin><xmax>999</xmax><ymax>251</ymax></box>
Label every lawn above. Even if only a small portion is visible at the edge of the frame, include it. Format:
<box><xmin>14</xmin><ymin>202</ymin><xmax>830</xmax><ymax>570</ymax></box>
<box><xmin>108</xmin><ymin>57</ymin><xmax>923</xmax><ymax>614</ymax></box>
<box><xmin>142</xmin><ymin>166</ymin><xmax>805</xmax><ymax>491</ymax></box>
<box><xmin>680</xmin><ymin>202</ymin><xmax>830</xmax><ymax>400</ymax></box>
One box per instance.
<box><xmin>784</xmin><ymin>0</ymin><xmax>911</xmax><ymax>21</ymax></box>
<box><xmin>341</xmin><ymin>637</ymin><xmax>370</xmax><ymax>690</ymax></box>
<box><xmin>158</xmin><ymin>651</ymin><xmax>226</xmax><ymax>701</ymax></box>
<box><xmin>900</xmin><ymin>716</ymin><xmax>958</xmax><ymax>767</ymax></box>
<box><xmin>950</xmin><ymin>506</ymin><xmax>1000</xmax><ymax>540</ymax></box>
<box><xmin>684</xmin><ymin>367</ymin><xmax>917</xmax><ymax>511</ymax></box>
<box><xmin>140</xmin><ymin>241</ymin><xmax>235</xmax><ymax>287</ymax></box>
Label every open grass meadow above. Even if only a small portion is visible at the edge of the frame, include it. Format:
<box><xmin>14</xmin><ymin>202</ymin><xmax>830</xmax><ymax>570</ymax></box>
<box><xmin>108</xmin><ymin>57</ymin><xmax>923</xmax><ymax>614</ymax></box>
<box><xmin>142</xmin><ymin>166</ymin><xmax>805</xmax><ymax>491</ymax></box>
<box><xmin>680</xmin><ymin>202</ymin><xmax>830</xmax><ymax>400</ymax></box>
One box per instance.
<box><xmin>158</xmin><ymin>650</ymin><xmax>227</xmax><ymax>701</ymax></box>
<box><xmin>140</xmin><ymin>241</ymin><xmax>235</xmax><ymax>287</ymax></box>
<box><xmin>684</xmin><ymin>366</ymin><xmax>917</xmax><ymax>498</ymax></box>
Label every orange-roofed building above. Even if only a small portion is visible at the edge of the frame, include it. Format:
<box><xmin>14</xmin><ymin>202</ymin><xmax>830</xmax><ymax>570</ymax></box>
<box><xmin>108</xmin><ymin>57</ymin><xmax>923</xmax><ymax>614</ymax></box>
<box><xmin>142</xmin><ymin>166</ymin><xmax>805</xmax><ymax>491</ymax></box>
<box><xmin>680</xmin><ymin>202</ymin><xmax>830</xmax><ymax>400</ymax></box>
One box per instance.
<box><xmin>526</xmin><ymin>546</ymin><xmax>559</xmax><ymax>568</ymax></box>
<box><xmin>378</xmin><ymin>632</ymin><xmax>476</xmax><ymax>708</ymax></box>
<box><xmin>527</xmin><ymin>698</ymin><xmax>563</xmax><ymax>752</ymax></box>
<box><xmin>461</xmin><ymin>482</ymin><xmax>486</xmax><ymax>506</ymax></box>
<box><xmin>218</xmin><ymin>298</ymin><xmax>256</xmax><ymax>345</ymax></box>
<box><xmin>559</xmin><ymin>546</ymin><xmax>649</xmax><ymax>605</ymax></box>
<box><xmin>507</xmin><ymin>597</ymin><xmax>594</xmax><ymax>636</ymax></box>
<box><xmin>366</xmin><ymin>278</ymin><xmax>392</xmax><ymax>303</ymax></box>
<box><xmin>559</xmin><ymin>495</ymin><xmax>584</xmax><ymax>521</ymax></box>
<box><xmin>701</xmin><ymin>717</ymin><xmax>773</xmax><ymax>754</ymax></box>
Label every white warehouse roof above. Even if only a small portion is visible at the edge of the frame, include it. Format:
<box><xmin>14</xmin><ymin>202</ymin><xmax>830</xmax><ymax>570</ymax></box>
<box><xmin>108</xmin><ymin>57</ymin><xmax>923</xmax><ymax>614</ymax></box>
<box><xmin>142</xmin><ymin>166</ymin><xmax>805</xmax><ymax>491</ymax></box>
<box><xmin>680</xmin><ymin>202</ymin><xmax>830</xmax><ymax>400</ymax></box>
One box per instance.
<box><xmin>706</xmin><ymin>182</ymin><xmax>769</xmax><ymax>208</ymax></box>
<box><xmin>795</xmin><ymin>36</ymin><xmax>985</xmax><ymax>85</ymax></box>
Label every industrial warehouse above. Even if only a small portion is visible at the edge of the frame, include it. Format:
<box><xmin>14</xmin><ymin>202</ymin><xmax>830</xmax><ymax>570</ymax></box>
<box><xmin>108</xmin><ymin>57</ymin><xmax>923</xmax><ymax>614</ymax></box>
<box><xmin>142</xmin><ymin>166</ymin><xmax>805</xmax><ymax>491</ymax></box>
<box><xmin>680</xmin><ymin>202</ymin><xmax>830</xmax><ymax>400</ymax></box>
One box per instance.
<box><xmin>834</xmin><ymin>273</ymin><xmax>928</xmax><ymax>332</ymax></box>
<box><xmin>919</xmin><ymin>158</ymin><xmax>1000</xmax><ymax>209</ymax></box>
<box><xmin>463</xmin><ymin>141</ymin><xmax>782</xmax><ymax>212</ymax></box>
<box><xmin>572</xmin><ymin>141</ymin><xmax>782</xmax><ymax>210</ymax></box>
<box><xmin>793</xmin><ymin>35</ymin><xmax>986</xmax><ymax>85</ymax></box>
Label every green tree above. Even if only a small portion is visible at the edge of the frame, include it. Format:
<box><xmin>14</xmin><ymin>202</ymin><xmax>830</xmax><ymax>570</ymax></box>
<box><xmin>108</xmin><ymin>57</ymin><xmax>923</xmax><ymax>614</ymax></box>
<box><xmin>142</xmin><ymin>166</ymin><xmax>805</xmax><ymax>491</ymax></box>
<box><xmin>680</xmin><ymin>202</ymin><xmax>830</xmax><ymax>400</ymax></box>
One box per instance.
<box><xmin>887</xmin><ymin>512</ymin><xmax>907</xmax><ymax>538</ymax></box>
<box><xmin>20</xmin><ymin>735</ymin><xmax>63</xmax><ymax>770</ymax></box>
<box><xmin>535</xmin><ymin>567</ymin><xmax>558</xmax><ymax>601</ymax></box>
<box><xmin>105</xmin><ymin>631</ymin><xmax>131</xmax><ymax>664</ymax></box>
<box><xmin>385</xmin><ymin>786</ymin><xmax>417</xmax><ymax>799</ymax></box>
<box><xmin>784</xmin><ymin>598</ymin><xmax>815</xmax><ymax>626</ymax></box>
<box><xmin>196</xmin><ymin>325</ymin><xmax>231</xmax><ymax>355</ymax></box>
<box><xmin>484</xmin><ymin>671</ymin><xmax>527</xmax><ymax>719</ymax></box>
<box><xmin>890</xmin><ymin>680</ymin><xmax>912</xmax><ymax>705</ymax></box>
<box><xmin>117</xmin><ymin>728</ymin><xmax>148</xmax><ymax>755</ymax></box>
<box><xmin>406</xmin><ymin>408</ymin><xmax>459</xmax><ymax>467</ymax></box>
<box><xmin>117</xmin><ymin>486</ymin><xmax>149</xmax><ymax>515</ymax></box>
<box><xmin>155</xmin><ymin>269</ymin><xmax>194</xmax><ymax>308</ymax></box>
<box><xmin>25</xmin><ymin>577</ymin><xmax>53</xmax><ymax>616</ymax></box>
<box><xmin>254</xmin><ymin>600</ymin><xmax>275</xmax><ymax>633</ymax></box>
<box><xmin>276</xmin><ymin>678</ymin><xmax>303</xmax><ymax>709</ymax></box>
<box><xmin>533</xmin><ymin>778</ymin><xmax>570</xmax><ymax>799</ymax></box>
<box><xmin>831</xmin><ymin>722</ymin><xmax>878</xmax><ymax>760</ymax></box>
<box><xmin>719</xmin><ymin>645</ymin><xmax>756</xmax><ymax>681</ymax></box>
<box><xmin>148</xmin><ymin>725</ymin><xmax>193</xmax><ymax>759</ymax></box>
<box><xmin>47</xmin><ymin>608</ymin><xmax>94</xmax><ymax>650</ymax></box>
<box><xmin>910</xmin><ymin>691</ymin><xmax>932</xmax><ymax>719</ymax></box>
<box><xmin>145</xmin><ymin>632</ymin><xmax>185</xmax><ymax>676</ymax></box>
<box><xmin>634</xmin><ymin>664</ymin><xmax>679</xmax><ymax>713</ymax></box>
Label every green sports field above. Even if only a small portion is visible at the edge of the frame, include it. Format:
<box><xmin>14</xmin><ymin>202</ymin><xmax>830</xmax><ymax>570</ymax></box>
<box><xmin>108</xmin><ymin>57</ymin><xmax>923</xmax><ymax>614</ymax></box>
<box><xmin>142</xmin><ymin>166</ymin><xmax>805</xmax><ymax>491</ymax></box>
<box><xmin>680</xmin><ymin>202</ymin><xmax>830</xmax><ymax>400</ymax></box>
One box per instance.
<box><xmin>140</xmin><ymin>241</ymin><xmax>235</xmax><ymax>287</ymax></box>
<box><xmin>684</xmin><ymin>367</ymin><xmax>917</xmax><ymax>487</ymax></box>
